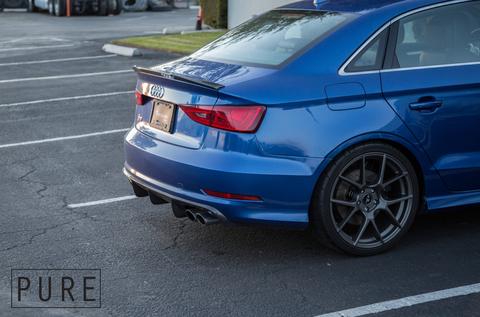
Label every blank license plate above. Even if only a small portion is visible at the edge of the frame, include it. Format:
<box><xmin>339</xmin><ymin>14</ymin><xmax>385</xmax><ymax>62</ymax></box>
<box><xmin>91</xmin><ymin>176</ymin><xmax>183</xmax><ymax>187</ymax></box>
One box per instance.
<box><xmin>150</xmin><ymin>101</ymin><xmax>175</xmax><ymax>133</ymax></box>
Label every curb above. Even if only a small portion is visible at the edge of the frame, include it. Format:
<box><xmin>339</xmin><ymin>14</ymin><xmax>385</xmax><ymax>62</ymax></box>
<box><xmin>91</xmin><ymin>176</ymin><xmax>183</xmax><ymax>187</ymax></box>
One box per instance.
<box><xmin>161</xmin><ymin>26</ymin><xmax>195</xmax><ymax>34</ymax></box>
<box><xmin>102</xmin><ymin>44</ymin><xmax>142</xmax><ymax>57</ymax></box>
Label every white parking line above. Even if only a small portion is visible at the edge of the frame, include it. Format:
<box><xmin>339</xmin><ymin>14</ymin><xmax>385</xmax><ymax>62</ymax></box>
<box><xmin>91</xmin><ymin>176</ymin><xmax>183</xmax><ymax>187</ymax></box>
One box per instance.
<box><xmin>0</xmin><ymin>128</ymin><xmax>129</xmax><ymax>149</ymax></box>
<box><xmin>0</xmin><ymin>91</ymin><xmax>134</xmax><ymax>108</ymax></box>
<box><xmin>0</xmin><ymin>44</ymin><xmax>75</xmax><ymax>52</ymax></box>
<box><xmin>0</xmin><ymin>55</ymin><xmax>116</xmax><ymax>67</ymax></box>
<box><xmin>0</xmin><ymin>70</ymin><xmax>132</xmax><ymax>84</ymax></box>
<box><xmin>315</xmin><ymin>283</ymin><xmax>480</xmax><ymax>317</ymax></box>
<box><xmin>68</xmin><ymin>195</ymin><xmax>137</xmax><ymax>209</ymax></box>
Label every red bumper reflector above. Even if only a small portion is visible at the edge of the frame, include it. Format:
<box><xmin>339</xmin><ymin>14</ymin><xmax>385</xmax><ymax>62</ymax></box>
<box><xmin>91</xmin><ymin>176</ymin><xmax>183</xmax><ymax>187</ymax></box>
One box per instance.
<box><xmin>203</xmin><ymin>189</ymin><xmax>262</xmax><ymax>201</ymax></box>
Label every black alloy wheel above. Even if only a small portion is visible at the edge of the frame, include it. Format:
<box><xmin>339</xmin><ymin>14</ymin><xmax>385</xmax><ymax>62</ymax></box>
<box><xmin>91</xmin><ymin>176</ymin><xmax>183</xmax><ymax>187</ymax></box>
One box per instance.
<box><xmin>312</xmin><ymin>143</ymin><xmax>420</xmax><ymax>256</ymax></box>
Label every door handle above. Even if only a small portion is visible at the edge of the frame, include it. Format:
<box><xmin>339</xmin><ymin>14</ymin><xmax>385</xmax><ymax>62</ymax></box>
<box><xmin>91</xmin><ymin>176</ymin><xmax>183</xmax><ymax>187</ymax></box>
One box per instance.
<box><xmin>409</xmin><ymin>100</ymin><xmax>443</xmax><ymax>111</ymax></box>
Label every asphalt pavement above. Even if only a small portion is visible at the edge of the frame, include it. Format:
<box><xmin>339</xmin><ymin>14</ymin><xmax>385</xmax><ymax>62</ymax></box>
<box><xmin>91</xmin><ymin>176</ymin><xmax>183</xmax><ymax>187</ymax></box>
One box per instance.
<box><xmin>0</xmin><ymin>9</ymin><xmax>480</xmax><ymax>317</ymax></box>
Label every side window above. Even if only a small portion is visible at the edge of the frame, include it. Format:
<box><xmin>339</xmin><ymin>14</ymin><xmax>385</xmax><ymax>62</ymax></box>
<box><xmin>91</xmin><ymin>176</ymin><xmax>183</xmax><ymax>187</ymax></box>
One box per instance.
<box><xmin>393</xmin><ymin>2</ymin><xmax>480</xmax><ymax>69</ymax></box>
<box><xmin>345</xmin><ymin>29</ymin><xmax>388</xmax><ymax>73</ymax></box>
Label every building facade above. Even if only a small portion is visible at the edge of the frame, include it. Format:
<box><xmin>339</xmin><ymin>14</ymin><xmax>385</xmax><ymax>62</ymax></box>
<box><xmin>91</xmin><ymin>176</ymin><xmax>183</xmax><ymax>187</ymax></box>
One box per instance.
<box><xmin>227</xmin><ymin>0</ymin><xmax>295</xmax><ymax>28</ymax></box>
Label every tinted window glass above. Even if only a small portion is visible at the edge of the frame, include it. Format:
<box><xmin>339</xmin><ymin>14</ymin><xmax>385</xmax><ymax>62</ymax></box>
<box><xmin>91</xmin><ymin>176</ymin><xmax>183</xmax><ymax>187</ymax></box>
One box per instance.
<box><xmin>345</xmin><ymin>30</ymin><xmax>388</xmax><ymax>72</ymax></box>
<box><xmin>394</xmin><ymin>2</ymin><xmax>480</xmax><ymax>68</ymax></box>
<box><xmin>192</xmin><ymin>10</ymin><xmax>350</xmax><ymax>67</ymax></box>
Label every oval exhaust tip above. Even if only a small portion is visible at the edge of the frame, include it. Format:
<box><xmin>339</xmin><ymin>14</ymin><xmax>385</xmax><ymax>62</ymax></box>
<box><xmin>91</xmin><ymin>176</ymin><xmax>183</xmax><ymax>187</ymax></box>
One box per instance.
<box><xmin>196</xmin><ymin>214</ymin><xmax>207</xmax><ymax>225</ymax></box>
<box><xmin>185</xmin><ymin>210</ymin><xmax>197</xmax><ymax>222</ymax></box>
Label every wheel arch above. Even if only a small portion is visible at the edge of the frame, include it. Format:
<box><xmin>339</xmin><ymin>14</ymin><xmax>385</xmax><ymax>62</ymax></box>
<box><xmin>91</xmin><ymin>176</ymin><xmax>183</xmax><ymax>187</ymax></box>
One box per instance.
<box><xmin>308</xmin><ymin>133</ymin><xmax>430</xmax><ymax>221</ymax></box>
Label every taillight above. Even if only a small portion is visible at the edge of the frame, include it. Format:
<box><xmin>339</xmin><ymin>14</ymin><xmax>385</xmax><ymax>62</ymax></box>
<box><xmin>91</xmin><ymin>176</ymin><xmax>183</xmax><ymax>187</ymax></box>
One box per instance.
<box><xmin>203</xmin><ymin>189</ymin><xmax>262</xmax><ymax>201</ymax></box>
<box><xmin>135</xmin><ymin>91</ymin><xmax>146</xmax><ymax>105</ymax></box>
<box><xmin>180</xmin><ymin>105</ymin><xmax>266</xmax><ymax>133</ymax></box>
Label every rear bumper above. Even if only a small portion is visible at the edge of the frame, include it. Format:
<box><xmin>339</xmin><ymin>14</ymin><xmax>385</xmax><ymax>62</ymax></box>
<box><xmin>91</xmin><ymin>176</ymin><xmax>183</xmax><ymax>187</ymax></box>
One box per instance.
<box><xmin>123</xmin><ymin>165</ymin><xmax>227</xmax><ymax>221</ymax></box>
<box><xmin>124</xmin><ymin>128</ymin><xmax>324</xmax><ymax>228</ymax></box>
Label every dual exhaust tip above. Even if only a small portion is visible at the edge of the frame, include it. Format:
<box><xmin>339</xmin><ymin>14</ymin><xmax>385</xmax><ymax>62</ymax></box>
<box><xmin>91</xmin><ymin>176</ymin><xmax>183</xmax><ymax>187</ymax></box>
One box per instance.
<box><xmin>185</xmin><ymin>210</ymin><xmax>219</xmax><ymax>225</ymax></box>
<box><xmin>129</xmin><ymin>181</ymin><xmax>221</xmax><ymax>225</ymax></box>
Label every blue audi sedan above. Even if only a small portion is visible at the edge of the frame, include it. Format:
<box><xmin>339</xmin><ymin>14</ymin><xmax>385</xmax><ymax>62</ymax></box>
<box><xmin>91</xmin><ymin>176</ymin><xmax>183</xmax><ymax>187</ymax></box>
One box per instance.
<box><xmin>124</xmin><ymin>0</ymin><xmax>480</xmax><ymax>255</ymax></box>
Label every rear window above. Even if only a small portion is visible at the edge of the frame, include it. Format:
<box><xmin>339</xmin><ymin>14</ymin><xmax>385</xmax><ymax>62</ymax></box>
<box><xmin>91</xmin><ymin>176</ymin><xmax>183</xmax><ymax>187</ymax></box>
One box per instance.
<box><xmin>191</xmin><ymin>10</ymin><xmax>350</xmax><ymax>67</ymax></box>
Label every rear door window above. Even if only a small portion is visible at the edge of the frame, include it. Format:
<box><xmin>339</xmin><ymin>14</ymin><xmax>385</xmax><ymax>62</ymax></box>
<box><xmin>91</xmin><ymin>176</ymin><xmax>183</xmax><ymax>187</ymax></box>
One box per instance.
<box><xmin>392</xmin><ymin>1</ymin><xmax>480</xmax><ymax>68</ymax></box>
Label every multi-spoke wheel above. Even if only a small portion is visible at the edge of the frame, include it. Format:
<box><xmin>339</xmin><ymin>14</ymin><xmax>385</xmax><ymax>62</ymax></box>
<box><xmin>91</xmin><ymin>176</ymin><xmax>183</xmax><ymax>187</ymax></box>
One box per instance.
<box><xmin>312</xmin><ymin>143</ymin><xmax>420</xmax><ymax>256</ymax></box>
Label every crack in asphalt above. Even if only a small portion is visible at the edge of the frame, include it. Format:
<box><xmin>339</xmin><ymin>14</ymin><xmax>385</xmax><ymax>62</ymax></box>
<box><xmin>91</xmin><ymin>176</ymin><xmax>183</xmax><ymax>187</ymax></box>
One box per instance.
<box><xmin>0</xmin><ymin>218</ymin><xmax>75</xmax><ymax>253</ymax></box>
<box><xmin>0</xmin><ymin>175</ymin><xmax>111</xmax><ymax>253</ymax></box>
<box><xmin>18</xmin><ymin>165</ymin><xmax>48</xmax><ymax>199</ymax></box>
<box><xmin>2</xmin><ymin>157</ymin><xmax>185</xmax><ymax>261</ymax></box>
<box><xmin>161</xmin><ymin>219</ymin><xmax>187</xmax><ymax>251</ymax></box>
<box><xmin>0</xmin><ymin>204</ymin><xmax>114</xmax><ymax>253</ymax></box>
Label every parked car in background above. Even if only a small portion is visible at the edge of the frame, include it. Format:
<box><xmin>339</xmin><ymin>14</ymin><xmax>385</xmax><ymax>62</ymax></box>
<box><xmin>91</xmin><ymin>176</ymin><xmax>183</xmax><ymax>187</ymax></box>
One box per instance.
<box><xmin>28</xmin><ymin>0</ymin><xmax>121</xmax><ymax>15</ymax></box>
<box><xmin>125</xmin><ymin>0</ymin><xmax>480</xmax><ymax>256</ymax></box>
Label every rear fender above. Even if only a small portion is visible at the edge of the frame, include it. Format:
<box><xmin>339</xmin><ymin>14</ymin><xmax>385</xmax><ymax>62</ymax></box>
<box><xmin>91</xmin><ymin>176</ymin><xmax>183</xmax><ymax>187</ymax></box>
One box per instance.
<box><xmin>312</xmin><ymin>131</ymin><xmax>447</xmax><ymax>203</ymax></box>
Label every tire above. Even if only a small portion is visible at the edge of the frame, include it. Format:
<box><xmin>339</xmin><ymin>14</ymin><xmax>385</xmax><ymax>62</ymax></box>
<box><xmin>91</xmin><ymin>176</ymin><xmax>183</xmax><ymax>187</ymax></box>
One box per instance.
<box><xmin>148</xmin><ymin>0</ymin><xmax>172</xmax><ymax>11</ymax></box>
<box><xmin>122</xmin><ymin>0</ymin><xmax>147</xmax><ymax>11</ymax></box>
<box><xmin>108</xmin><ymin>0</ymin><xmax>121</xmax><ymax>14</ymax></box>
<box><xmin>74</xmin><ymin>3</ymin><xmax>87</xmax><ymax>15</ymax></box>
<box><xmin>97</xmin><ymin>0</ymin><xmax>107</xmax><ymax>15</ymax></box>
<box><xmin>47</xmin><ymin>0</ymin><xmax>54</xmax><ymax>14</ymax></box>
<box><xmin>311</xmin><ymin>142</ymin><xmax>420</xmax><ymax>256</ymax></box>
<box><xmin>0</xmin><ymin>0</ymin><xmax>3</xmax><ymax>12</ymax></box>
<box><xmin>53</xmin><ymin>0</ymin><xmax>65</xmax><ymax>16</ymax></box>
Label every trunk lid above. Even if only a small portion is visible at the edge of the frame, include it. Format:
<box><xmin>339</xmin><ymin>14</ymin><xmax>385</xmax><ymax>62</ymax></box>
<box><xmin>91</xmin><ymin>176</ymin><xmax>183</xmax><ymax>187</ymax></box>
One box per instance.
<box><xmin>133</xmin><ymin>58</ymin><xmax>274</xmax><ymax>149</ymax></box>
<box><xmin>134</xmin><ymin>65</ymin><xmax>222</xmax><ymax>150</ymax></box>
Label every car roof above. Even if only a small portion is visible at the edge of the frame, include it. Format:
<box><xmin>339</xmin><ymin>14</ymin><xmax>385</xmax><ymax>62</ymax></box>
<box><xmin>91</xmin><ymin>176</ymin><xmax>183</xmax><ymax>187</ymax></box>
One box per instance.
<box><xmin>279</xmin><ymin>0</ymin><xmax>454</xmax><ymax>16</ymax></box>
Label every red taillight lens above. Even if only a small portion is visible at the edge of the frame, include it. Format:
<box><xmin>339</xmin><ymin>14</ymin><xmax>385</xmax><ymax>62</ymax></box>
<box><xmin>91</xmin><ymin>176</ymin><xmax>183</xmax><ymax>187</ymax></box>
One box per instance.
<box><xmin>180</xmin><ymin>105</ymin><xmax>214</xmax><ymax>126</ymax></box>
<box><xmin>180</xmin><ymin>105</ymin><xmax>266</xmax><ymax>133</ymax></box>
<box><xmin>203</xmin><ymin>189</ymin><xmax>262</xmax><ymax>201</ymax></box>
<box><xmin>135</xmin><ymin>91</ymin><xmax>146</xmax><ymax>105</ymax></box>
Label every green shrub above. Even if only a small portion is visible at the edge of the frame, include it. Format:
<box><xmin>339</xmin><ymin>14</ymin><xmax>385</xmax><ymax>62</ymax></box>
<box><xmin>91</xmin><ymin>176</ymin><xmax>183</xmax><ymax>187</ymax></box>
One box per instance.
<box><xmin>200</xmin><ymin>0</ymin><xmax>228</xmax><ymax>29</ymax></box>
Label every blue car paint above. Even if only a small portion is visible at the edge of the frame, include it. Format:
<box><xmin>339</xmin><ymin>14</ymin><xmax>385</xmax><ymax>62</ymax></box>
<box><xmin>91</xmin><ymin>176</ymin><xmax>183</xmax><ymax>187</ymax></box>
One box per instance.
<box><xmin>381</xmin><ymin>64</ymin><xmax>480</xmax><ymax>192</ymax></box>
<box><xmin>125</xmin><ymin>0</ymin><xmax>480</xmax><ymax>228</ymax></box>
<box><xmin>325</xmin><ymin>83</ymin><xmax>366</xmax><ymax>111</ymax></box>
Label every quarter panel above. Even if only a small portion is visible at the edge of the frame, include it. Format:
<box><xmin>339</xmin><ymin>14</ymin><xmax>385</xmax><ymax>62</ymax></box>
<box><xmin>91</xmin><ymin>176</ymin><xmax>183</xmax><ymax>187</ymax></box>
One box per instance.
<box><xmin>255</xmin><ymin>72</ymin><xmax>386</xmax><ymax>159</ymax></box>
<box><xmin>325</xmin><ymin>82</ymin><xmax>366</xmax><ymax>111</ymax></box>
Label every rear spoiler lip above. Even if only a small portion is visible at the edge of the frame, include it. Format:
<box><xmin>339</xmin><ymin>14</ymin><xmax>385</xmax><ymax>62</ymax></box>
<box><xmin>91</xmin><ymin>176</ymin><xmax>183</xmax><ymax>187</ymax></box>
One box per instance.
<box><xmin>133</xmin><ymin>66</ymin><xmax>225</xmax><ymax>91</ymax></box>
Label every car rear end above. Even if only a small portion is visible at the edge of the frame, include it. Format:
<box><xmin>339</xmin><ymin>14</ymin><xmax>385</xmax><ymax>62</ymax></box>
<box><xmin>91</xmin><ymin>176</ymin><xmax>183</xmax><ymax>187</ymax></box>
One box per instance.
<box><xmin>124</xmin><ymin>66</ymin><xmax>315</xmax><ymax>227</ymax></box>
<box><xmin>124</xmin><ymin>8</ymin><xmax>352</xmax><ymax>228</ymax></box>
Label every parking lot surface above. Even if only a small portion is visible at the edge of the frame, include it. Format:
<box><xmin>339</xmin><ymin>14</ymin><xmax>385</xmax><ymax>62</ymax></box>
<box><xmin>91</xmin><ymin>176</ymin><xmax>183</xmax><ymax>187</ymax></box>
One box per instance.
<box><xmin>1</xmin><ymin>11</ymin><xmax>480</xmax><ymax>317</ymax></box>
<box><xmin>0</xmin><ymin>9</ymin><xmax>197</xmax><ymax>41</ymax></box>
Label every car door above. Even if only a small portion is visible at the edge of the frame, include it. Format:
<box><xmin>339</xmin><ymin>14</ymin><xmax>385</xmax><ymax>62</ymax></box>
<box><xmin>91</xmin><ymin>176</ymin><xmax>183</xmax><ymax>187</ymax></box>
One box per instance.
<box><xmin>381</xmin><ymin>1</ymin><xmax>480</xmax><ymax>192</ymax></box>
